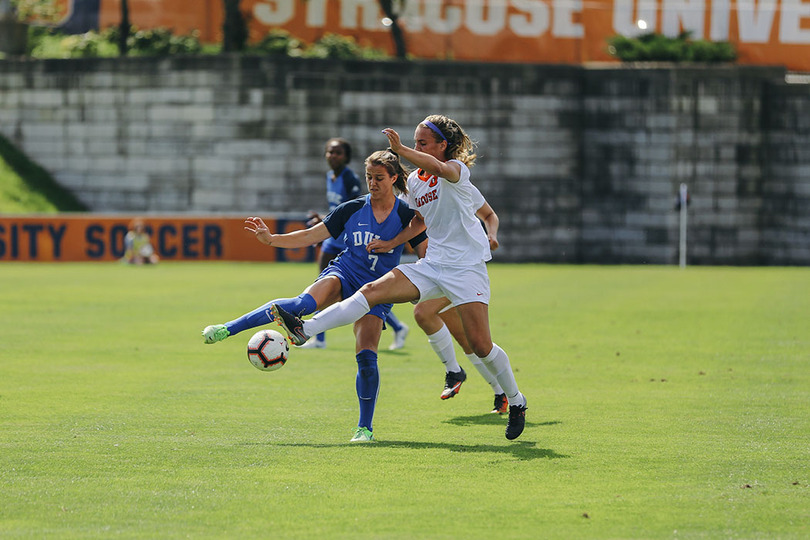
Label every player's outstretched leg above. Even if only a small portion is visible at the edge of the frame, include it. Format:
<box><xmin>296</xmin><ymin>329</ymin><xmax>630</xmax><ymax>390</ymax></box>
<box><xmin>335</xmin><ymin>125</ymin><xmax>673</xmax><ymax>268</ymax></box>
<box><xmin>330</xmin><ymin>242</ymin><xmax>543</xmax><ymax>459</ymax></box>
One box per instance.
<box><xmin>271</xmin><ymin>304</ymin><xmax>310</xmax><ymax>346</ymax></box>
<box><xmin>202</xmin><ymin>294</ymin><xmax>317</xmax><ymax>345</ymax></box>
<box><xmin>441</xmin><ymin>368</ymin><xmax>467</xmax><ymax>400</ymax></box>
<box><xmin>202</xmin><ymin>324</ymin><xmax>230</xmax><ymax>344</ymax></box>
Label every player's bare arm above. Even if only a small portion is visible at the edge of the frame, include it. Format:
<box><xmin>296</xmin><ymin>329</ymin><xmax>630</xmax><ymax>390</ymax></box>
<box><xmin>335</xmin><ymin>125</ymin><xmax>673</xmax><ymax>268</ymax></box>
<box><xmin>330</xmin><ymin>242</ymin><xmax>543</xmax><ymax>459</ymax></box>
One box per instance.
<box><xmin>382</xmin><ymin>128</ymin><xmax>461</xmax><ymax>183</ymax></box>
<box><xmin>476</xmin><ymin>203</ymin><xmax>500</xmax><ymax>251</ymax></box>
<box><xmin>245</xmin><ymin>217</ymin><xmax>330</xmax><ymax>248</ymax></box>
<box><xmin>366</xmin><ymin>213</ymin><xmax>426</xmax><ymax>254</ymax></box>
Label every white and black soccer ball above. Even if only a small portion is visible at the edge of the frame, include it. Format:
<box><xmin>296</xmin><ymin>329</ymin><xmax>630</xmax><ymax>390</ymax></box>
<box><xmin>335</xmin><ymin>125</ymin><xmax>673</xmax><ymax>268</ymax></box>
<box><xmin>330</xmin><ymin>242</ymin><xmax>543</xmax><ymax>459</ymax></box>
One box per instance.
<box><xmin>246</xmin><ymin>329</ymin><xmax>289</xmax><ymax>372</ymax></box>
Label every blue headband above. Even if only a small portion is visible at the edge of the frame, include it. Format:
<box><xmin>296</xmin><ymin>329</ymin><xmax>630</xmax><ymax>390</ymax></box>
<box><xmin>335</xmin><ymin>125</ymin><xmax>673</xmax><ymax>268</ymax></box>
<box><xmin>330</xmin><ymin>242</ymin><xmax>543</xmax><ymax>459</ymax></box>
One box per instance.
<box><xmin>423</xmin><ymin>121</ymin><xmax>447</xmax><ymax>142</ymax></box>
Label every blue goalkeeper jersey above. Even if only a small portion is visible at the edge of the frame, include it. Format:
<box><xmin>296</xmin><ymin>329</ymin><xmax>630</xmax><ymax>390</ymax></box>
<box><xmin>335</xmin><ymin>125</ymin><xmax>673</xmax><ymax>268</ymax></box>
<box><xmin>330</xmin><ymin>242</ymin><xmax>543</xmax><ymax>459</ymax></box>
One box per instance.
<box><xmin>322</xmin><ymin>195</ymin><xmax>426</xmax><ymax>287</ymax></box>
<box><xmin>322</xmin><ymin>167</ymin><xmax>363</xmax><ymax>254</ymax></box>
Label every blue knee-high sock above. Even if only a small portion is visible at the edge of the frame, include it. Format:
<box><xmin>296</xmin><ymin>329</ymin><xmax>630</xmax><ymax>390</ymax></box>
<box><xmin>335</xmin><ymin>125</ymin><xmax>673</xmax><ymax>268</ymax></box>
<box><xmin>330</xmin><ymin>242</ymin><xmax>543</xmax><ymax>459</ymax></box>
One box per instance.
<box><xmin>356</xmin><ymin>350</ymin><xmax>379</xmax><ymax>432</ymax></box>
<box><xmin>225</xmin><ymin>293</ymin><xmax>317</xmax><ymax>336</ymax></box>
<box><xmin>385</xmin><ymin>311</ymin><xmax>403</xmax><ymax>332</ymax></box>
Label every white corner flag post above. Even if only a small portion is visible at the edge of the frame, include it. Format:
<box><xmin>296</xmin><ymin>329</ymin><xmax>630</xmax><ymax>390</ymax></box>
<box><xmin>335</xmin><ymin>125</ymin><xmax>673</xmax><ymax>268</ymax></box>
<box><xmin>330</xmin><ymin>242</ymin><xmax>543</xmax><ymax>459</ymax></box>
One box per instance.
<box><xmin>679</xmin><ymin>183</ymin><xmax>688</xmax><ymax>269</ymax></box>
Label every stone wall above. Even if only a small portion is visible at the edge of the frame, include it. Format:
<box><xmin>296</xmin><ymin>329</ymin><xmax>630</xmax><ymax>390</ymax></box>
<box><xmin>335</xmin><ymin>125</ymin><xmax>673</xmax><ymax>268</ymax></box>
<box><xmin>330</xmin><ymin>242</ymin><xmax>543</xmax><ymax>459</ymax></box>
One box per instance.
<box><xmin>1</xmin><ymin>55</ymin><xmax>808</xmax><ymax>264</ymax></box>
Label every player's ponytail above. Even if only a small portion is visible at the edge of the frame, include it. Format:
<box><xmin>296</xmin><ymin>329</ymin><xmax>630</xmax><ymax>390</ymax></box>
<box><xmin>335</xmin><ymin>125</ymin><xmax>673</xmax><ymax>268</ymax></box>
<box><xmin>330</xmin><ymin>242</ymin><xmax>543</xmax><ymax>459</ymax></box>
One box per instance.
<box><xmin>422</xmin><ymin>114</ymin><xmax>477</xmax><ymax>168</ymax></box>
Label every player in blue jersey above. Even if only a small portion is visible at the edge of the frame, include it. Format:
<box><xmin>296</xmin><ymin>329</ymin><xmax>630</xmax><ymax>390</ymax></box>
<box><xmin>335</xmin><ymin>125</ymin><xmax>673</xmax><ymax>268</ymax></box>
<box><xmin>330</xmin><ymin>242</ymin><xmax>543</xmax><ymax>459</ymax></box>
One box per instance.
<box><xmin>303</xmin><ymin>138</ymin><xmax>410</xmax><ymax>350</ymax></box>
<box><xmin>202</xmin><ymin>149</ymin><xmax>426</xmax><ymax>443</ymax></box>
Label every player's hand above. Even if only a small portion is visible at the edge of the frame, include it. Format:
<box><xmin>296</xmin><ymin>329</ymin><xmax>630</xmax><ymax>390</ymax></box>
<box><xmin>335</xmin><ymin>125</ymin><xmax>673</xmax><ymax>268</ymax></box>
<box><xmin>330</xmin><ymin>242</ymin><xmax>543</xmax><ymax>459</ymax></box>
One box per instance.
<box><xmin>367</xmin><ymin>238</ymin><xmax>395</xmax><ymax>254</ymax></box>
<box><xmin>244</xmin><ymin>217</ymin><xmax>274</xmax><ymax>245</ymax></box>
<box><xmin>381</xmin><ymin>128</ymin><xmax>403</xmax><ymax>153</ymax></box>
<box><xmin>488</xmin><ymin>234</ymin><xmax>499</xmax><ymax>251</ymax></box>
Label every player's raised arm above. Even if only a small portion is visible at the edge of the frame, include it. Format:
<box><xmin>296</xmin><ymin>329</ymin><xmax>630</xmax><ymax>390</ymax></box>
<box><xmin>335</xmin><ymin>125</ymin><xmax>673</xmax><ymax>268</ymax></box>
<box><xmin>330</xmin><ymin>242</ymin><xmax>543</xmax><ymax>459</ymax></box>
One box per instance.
<box><xmin>245</xmin><ymin>217</ymin><xmax>331</xmax><ymax>248</ymax></box>
<box><xmin>382</xmin><ymin>128</ymin><xmax>461</xmax><ymax>182</ymax></box>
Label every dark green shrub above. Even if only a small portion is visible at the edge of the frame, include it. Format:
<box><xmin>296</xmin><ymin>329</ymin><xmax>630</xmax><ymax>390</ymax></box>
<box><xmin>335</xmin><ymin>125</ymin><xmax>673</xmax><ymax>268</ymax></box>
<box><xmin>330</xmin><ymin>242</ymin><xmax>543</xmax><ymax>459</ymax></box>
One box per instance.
<box><xmin>686</xmin><ymin>39</ymin><xmax>737</xmax><ymax>62</ymax></box>
<box><xmin>250</xmin><ymin>29</ymin><xmax>306</xmax><ymax>56</ymax></box>
<box><xmin>128</xmin><ymin>27</ymin><xmax>202</xmax><ymax>56</ymax></box>
<box><xmin>27</xmin><ymin>27</ymin><xmax>118</xmax><ymax>58</ymax></box>
<box><xmin>62</xmin><ymin>31</ymin><xmax>104</xmax><ymax>58</ymax></box>
<box><xmin>607</xmin><ymin>32</ymin><xmax>736</xmax><ymax>63</ymax></box>
<box><xmin>303</xmin><ymin>33</ymin><xmax>388</xmax><ymax>60</ymax></box>
<box><xmin>25</xmin><ymin>24</ymin><xmax>386</xmax><ymax>60</ymax></box>
<box><xmin>26</xmin><ymin>26</ymin><xmax>202</xmax><ymax>58</ymax></box>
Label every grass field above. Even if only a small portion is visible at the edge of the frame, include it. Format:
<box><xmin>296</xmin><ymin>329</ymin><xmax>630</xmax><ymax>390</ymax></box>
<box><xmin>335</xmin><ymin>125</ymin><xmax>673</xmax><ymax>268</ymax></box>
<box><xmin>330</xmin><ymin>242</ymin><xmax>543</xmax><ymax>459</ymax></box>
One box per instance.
<box><xmin>1</xmin><ymin>262</ymin><xmax>808</xmax><ymax>539</ymax></box>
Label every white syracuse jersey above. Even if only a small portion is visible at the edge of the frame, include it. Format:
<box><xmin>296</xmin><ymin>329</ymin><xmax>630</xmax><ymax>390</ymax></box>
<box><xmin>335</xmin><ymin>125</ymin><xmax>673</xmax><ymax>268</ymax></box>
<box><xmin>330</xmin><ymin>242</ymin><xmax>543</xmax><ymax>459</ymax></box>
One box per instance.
<box><xmin>406</xmin><ymin>159</ymin><xmax>491</xmax><ymax>266</ymax></box>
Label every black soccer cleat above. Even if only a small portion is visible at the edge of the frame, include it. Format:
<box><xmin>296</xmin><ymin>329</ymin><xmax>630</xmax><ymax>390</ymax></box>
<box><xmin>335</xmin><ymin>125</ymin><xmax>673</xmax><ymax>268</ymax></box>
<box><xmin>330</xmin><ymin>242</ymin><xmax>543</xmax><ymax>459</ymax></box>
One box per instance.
<box><xmin>505</xmin><ymin>401</ymin><xmax>527</xmax><ymax>440</ymax></box>
<box><xmin>440</xmin><ymin>368</ymin><xmax>467</xmax><ymax>400</ymax></box>
<box><xmin>271</xmin><ymin>303</ymin><xmax>310</xmax><ymax>346</ymax></box>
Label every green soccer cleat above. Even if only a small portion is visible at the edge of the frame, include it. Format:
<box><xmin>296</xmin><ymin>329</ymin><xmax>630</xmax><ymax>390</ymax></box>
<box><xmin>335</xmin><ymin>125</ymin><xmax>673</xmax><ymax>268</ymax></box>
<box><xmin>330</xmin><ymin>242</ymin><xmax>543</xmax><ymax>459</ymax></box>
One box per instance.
<box><xmin>202</xmin><ymin>324</ymin><xmax>230</xmax><ymax>344</ymax></box>
<box><xmin>350</xmin><ymin>427</ymin><xmax>374</xmax><ymax>443</ymax></box>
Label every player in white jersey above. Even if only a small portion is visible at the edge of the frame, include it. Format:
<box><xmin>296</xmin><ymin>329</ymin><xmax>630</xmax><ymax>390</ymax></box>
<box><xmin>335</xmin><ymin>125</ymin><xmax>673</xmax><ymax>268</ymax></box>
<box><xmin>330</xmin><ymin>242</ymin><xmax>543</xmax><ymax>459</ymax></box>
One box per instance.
<box><xmin>272</xmin><ymin>115</ymin><xmax>528</xmax><ymax>440</ymax></box>
<box><xmin>411</xmin><ymin>198</ymin><xmax>509</xmax><ymax>413</ymax></box>
<box><xmin>376</xmin><ymin>184</ymin><xmax>507</xmax><ymax>411</ymax></box>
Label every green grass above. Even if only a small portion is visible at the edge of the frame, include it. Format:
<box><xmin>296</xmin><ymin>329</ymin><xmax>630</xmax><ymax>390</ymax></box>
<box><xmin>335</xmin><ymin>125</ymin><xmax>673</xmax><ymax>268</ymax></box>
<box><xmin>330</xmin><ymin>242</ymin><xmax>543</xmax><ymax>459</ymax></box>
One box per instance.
<box><xmin>0</xmin><ymin>134</ymin><xmax>87</xmax><ymax>213</ymax></box>
<box><xmin>1</xmin><ymin>263</ymin><xmax>808</xmax><ymax>538</ymax></box>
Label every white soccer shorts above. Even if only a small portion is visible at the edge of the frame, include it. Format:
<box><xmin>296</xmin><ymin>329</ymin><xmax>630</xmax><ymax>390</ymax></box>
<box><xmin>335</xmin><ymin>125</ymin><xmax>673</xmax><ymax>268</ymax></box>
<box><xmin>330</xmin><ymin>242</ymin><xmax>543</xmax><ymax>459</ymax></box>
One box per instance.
<box><xmin>397</xmin><ymin>259</ymin><xmax>491</xmax><ymax>307</ymax></box>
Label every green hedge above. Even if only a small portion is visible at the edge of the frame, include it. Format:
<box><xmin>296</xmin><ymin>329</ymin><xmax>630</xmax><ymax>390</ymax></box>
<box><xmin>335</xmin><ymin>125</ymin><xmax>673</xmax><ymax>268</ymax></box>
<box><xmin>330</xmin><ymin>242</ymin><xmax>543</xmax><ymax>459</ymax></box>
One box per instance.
<box><xmin>607</xmin><ymin>32</ymin><xmax>736</xmax><ymax>62</ymax></box>
<box><xmin>25</xmin><ymin>27</ymin><xmax>388</xmax><ymax>60</ymax></box>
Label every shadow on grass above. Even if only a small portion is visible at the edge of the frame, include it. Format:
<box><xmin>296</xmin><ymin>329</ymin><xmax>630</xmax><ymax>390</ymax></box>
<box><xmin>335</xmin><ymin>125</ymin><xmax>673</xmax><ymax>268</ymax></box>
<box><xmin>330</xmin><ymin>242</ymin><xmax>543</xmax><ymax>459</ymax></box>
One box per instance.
<box><xmin>378</xmin><ymin>349</ymin><xmax>409</xmax><ymax>356</ymax></box>
<box><xmin>268</xmin><ymin>439</ymin><xmax>567</xmax><ymax>461</ymax></box>
<box><xmin>444</xmin><ymin>413</ymin><xmax>562</xmax><ymax>429</ymax></box>
<box><xmin>373</xmin><ymin>439</ymin><xmax>567</xmax><ymax>461</ymax></box>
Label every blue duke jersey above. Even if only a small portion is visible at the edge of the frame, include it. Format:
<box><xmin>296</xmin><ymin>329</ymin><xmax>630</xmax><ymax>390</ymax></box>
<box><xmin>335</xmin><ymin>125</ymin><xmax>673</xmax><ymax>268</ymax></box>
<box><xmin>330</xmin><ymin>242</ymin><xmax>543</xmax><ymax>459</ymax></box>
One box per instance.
<box><xmin>322</xmin><ymin>195</ymin><xmax>427</xmax><ymax>295</ymax></box>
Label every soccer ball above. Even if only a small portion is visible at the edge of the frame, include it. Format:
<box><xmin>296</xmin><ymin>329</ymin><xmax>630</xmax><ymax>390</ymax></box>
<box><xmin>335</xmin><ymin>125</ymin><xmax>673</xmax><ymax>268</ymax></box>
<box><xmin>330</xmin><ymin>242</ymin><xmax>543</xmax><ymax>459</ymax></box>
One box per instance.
<box><xmin>246</xmin><ymin>329</ymin><xmax>289</xmax><ymax>372</ymax></box>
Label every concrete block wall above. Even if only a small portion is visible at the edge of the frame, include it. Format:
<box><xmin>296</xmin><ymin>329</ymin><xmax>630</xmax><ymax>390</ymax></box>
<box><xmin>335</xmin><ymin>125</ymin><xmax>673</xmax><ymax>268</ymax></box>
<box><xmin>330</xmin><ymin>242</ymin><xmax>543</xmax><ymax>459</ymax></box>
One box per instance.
<box><xmin>579</xmin><ymin>65</ymin><xmax>799</xmax><ymax>264</ymax></box>
<box><xmin>760</xmin><ymin>83</ymin><xmax>810</xmax><ymax>265</ymax></box>
<box><xmin>1</xmin><ymin>56</ymin><xmax>808</xmax><ymax>264</ymax></box>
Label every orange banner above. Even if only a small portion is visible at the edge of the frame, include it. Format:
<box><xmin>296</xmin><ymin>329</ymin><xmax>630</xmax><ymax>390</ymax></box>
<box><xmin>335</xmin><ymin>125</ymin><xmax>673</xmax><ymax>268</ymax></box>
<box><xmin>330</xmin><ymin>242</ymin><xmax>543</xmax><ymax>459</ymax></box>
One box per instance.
<box><xmin>93</xmin><ymin>0</ymin><xmax>810</xmax><ymax>71</ymax></box>
<box><xmin>0</xmin><ymin>215</ymin><xmax>316</xmax><ymax>263</ymax></box>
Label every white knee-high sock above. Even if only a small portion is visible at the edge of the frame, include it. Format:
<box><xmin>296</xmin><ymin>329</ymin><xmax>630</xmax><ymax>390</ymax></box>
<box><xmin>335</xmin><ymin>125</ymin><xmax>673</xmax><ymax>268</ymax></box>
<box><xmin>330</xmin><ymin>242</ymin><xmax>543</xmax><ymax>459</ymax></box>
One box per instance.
<box><xmin>466</xmin><ymin>353</ymin><xmax>504</xmax><ymax>394</ymax></box>
<box><xmin>302</xmin><ymin>292</ymin><xmax>370</xmax><ymax>337</ymax></box>
<box><xmin>479</xmin><ymin>343</ymin><xmax>525</xmax><ymax>407</ymax></box>
<box><xmin>427</xmin><ymin>324</ymin><xmax>461</xmax><ymax>372</ymax></box>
